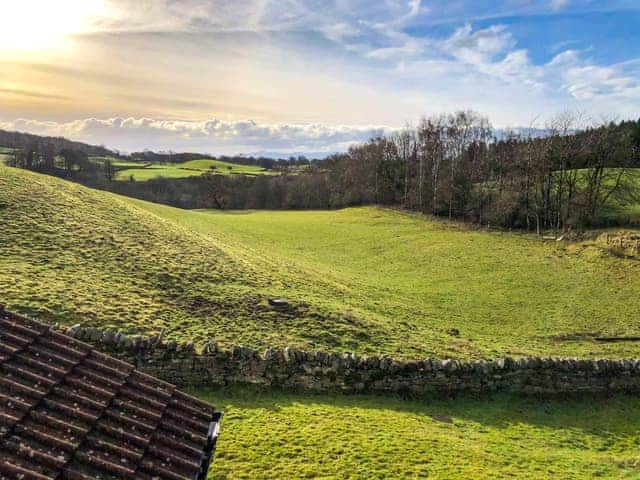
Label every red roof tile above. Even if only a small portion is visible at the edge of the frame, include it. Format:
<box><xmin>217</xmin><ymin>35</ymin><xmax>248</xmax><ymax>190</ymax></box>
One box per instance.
<box><xmin>0</xmin><ymin>307</ymin><xmax>221</xmax><ymax>480</ymax></box>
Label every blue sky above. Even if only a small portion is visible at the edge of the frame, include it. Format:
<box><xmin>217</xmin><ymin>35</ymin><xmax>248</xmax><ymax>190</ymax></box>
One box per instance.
<box><xmin>0</xmin><ymin>0</ymin><xmax>638</xmax><ymax>154</ymax></box>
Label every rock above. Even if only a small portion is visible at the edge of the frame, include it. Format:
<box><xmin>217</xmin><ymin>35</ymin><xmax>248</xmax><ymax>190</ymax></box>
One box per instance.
<box><xmin>88</xmin><ymin>327</ymin><xmax>102</xmax><ymax>342</ymax></box>
<box><xmin>204</xmin><ymin>340</ymin><xmax>219</xmax><ymax>355</ymax></box>
<box><xmin>283</xmin><ymin>347</ymin><xmax>293</xmax><ymax>362</ymax></box>
<box><xmin>65</xmin><ymin>324</ymin><xmax>82</xmax><ymax>337</ymax></box>
<box><xmin>121</xmin><ymin>336</ymin><xmax>133</xmax><ymax>350</ymax></box>
<box><xmin>268</xmin><ymin>299</ymin><xmax>289</xmax><ymax>308</ymax></box>
<box><xmin>264</xmin><ymin>348</ymin><xmax>278</xmax><ymax>361</ymax></box>
<box><xmin>115</xmin><ymin>332</ymin><xmax>127</xmax><ymax>348</ymax></box>
<box><xmin>101</xmin><ymin>329</ymin><xmax>116</xmax><ymax>346</ymax></box>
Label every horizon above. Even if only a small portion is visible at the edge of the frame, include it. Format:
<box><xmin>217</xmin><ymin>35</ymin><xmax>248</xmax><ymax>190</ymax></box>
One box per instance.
<box><xmin>1</xmin><ymin>0</ymin><xmax>639</xmax><ymax>155</ymax></box>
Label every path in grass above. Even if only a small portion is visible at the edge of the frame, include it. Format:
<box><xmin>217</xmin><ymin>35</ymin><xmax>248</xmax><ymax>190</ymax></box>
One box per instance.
<box><xmin>193</xmin><ymin>387</ymin><xmax>640</xmax><ymax>480</ymax></box>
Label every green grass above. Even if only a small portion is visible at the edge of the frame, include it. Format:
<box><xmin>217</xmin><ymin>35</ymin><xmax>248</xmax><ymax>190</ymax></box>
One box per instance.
<box><xmin>2</xmin><ymin>165</ymin><xmax>640</xmax><ymax>359</ymax></box>
<box><xmin>4</xmin><ymin>166</ymin><xmax>640</xmax><ymax>478</ymax></box>
<box><xmin>89</xmin><ymin>155</ymin><xmax>150</xmax><ymax>169</ymax></box>
<box><xmin>595</xmin><ymin>169</ymin><xmax>640</xmax><ymax>226</ymax></box>
<box><xmin>140</xmin><ymin>204</ymin><xmax>640</xmax><ymax>359</ymax></box>
<box><xmin>110</xmin><ymin>158</ymin><xmax>273</xmax><ymax>181</ymax></box>
<box><xmin>193</xmin><ymin>386</ymin><xmax>640</xmax><ymax>480</ymax></box>
<box><xmin>0</xmin><ymin>166</ymin><xmax>364</xmax><ymax>350</ymax></box>
<box><xmin>0</xmin><ymin>146</ymin><xmax>15</xmax><ymax>165</ymax></box>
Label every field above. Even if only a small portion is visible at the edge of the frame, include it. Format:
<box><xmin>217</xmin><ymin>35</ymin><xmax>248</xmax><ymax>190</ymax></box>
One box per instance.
<box><xmin>90</xmin><ymin>155</ymin><xmax>149</xmax><ymax>169</ymax></box>
<box><xmin>91</xmin><ymin>157</ymin><xmax>276</xmax><ymax>181</ymax></box>
<box><xmin>596</xmin><ymin>168</ymin><xmax>640</xmax><ymax>225</ymax></box>
<box><xmin>3</xmin><ymin>165</ymin><xmax>640</xmax><ymax>479</ymax></box>
<box><xmin>0</xmin><ymin>146</ymin><xmax>15</xmax><ymax>165</ymax></box>
<box><xmin>193</xmin><ymin>387</ymin><xmax>640</xmax><ymax>480</ymax></box>
<box><xmin>2</xmin><ymin>165</ymin><xmax>640</xmax><ymax>359</ymax></box>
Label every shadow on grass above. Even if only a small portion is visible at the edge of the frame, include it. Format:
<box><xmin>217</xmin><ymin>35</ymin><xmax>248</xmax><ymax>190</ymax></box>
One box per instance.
<box><xmin>190</xmin><ymin>385</ymin><xmax>640</xmax><ymax>440</ymax></box>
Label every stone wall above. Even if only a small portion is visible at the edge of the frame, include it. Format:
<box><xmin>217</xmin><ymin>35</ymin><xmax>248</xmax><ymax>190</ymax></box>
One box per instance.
<box><xmin>63</xmin><ymin>325</ymin><xmax>640</xmax><ymax>395</ymax></box>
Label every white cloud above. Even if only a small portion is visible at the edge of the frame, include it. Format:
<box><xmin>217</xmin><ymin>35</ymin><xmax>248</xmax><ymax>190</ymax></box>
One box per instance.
<box><xmin>2</xmin><ymin>0</ymin><xmax>639</xmax><ymax>145</ymax></box>
<box><xmin>0</xmin><ymin>117</ymin><xmax>390</xmax><ymax>156</ymax></box>
<box><xmin>443</xmin><ymin>24</ymin><xmax>515</xmax><ymax>64</ymax></box>
<box><xmin>550</xmin><ymin>0</ymin><xmax>569</xmax><ymax>11</ymax></box>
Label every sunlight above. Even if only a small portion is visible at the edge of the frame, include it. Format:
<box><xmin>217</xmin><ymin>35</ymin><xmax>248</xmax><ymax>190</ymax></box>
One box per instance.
<box><xmin>0</xmin><ymin>0</ymin><xmax>104</xmax><ymax>51</ymax></box>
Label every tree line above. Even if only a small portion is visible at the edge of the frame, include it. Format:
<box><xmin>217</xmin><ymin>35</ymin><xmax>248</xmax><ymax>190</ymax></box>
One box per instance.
<box><xmin>324</xmin><ymin>112</ymin><xmax>640</xmax><ymax>231</ymax></box>
<box><xmin>5</xmin><ymin>112</ymin><xmax>640</xmax><ymax>231</ymax></box>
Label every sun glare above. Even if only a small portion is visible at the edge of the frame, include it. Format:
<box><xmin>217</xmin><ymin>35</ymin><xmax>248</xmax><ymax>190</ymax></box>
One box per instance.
<box><xmin>0</xmin><ymin>0</ymin><xmax>104</xmax><ymax>51</ymax></box>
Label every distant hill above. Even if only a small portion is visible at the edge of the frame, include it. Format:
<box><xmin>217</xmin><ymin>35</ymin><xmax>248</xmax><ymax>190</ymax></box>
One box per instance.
<box><xmin>0</xmin><ymin>128</ymin><xmax>117</xmax><ymax>156</ymax></box>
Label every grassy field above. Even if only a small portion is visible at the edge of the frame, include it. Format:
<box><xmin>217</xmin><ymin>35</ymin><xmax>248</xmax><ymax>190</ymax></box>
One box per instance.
<box><xmin>90</xmin><ymin>155</ymin><xmax>150</xmax><ymax>169</ymax></box>
<box><xmin>107</xmin><ymin>157</ymin><xmax>274</xmax><ymax>181</ymax></box>
<box><xmin>596</xmin><ymin>169</ymin><xmax>640</xmax><ymax>225</ymax></box>
<box><xmin>3</xmin><ymin>165</ymin><xmax>640</xmax><ymax>479</ymax></box>
<box><xmin>0</xmin><ymin>146</ymin><xmax>15</xmax><ymax>165</ymax></box>
<box><xmin>2</xmin><ymin>165</ymin><xmax>640</xmax><ymax>359</ymax></box>
<box><xmin>141</xmin><ymin>203</ymin><xmax>640</xmax><ymax>359</ymax></box>
<box><xmin>194</xmin><ymin>387</ymin><xmax>640</xmax><ymax>480</ymax></box>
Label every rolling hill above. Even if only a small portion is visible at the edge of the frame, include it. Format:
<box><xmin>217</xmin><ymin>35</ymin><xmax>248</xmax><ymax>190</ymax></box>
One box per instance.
<box><xmin>2</xmin><ymin>165</ymin><xmax>640</xmax><ymax>359</ymax></box>
<box><xmin>3</xmin><ymin>165</ymin><xmax>640</xmax><ymax>479</ymax></box>
<box><xmin>89</xmin><ymin>156</ymin><xmax>276</xmax><ymax>181</ymax></box>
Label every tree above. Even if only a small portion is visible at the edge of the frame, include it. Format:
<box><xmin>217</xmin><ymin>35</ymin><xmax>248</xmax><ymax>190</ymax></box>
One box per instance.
<box><xmin>104</xmin><ymin>159</ymin><xmax>115</xmax><ymax>181</ymax></box>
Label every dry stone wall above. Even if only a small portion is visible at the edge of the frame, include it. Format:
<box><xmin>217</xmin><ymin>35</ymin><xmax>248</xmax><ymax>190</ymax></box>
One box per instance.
<box><xmin>63</xmin><ymin>325</ymin><xmax>640</xmax><ymax>395</ymax></box>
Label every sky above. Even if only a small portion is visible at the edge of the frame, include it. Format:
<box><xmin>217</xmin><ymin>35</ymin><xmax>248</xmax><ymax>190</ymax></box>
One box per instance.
<box><xmin>0</xmin><ymin>0</ymin><xmax>639</xmax><ymax>156</ymax></box>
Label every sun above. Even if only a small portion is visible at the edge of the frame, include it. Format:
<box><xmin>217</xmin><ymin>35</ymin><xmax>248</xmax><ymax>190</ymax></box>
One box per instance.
<box><xmin>0</xmin><ymin>0</ymin><xmax>104</xmax><ymax>51</ymax></box>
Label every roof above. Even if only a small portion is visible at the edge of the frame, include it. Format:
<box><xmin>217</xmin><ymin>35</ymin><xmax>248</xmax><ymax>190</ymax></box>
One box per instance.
<box><xmin>0</xmin><ymin>306</ymin><xmax>222</xmax><ymax>480</ymax></box>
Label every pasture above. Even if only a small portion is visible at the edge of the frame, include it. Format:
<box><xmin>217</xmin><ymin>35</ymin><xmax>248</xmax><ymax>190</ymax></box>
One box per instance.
<box><xmin>89</xmin><ymin>157</ymin><xmax>276</xmax><ymax>181</ymax></box>
<box><xmin>2</xmin><ymin>165</ymin><xmax>640</xmax><ymax>359</ymax></box>
<box><xmin>0</xmin><ymin>146</ymin><xmax>15</xmax><ymax>165</ymax></box>
<box><xmin>195</xmin><ymin>387</ymin><xmax>640</xmax><ymax>480</ymax></box>
<box><xmin>3</xmin><ymin>165</ymin><xmax>640</xmax><ymax>480</ymax></box>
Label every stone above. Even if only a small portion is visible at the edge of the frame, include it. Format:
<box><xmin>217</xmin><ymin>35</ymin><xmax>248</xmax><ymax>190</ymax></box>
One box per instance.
<box><xmin>65</xmin><ymin>324</ymin><xmax>82</xmax><ymax>337</ymax></box>
<box><xmin>88</xmin><ymin>327</ymin><xmax>102</xmax><ymax>342</ymax></box>
<box><xmin>101</xmin><ymin>329</ymin><xmax>116</xmax><ymax>346</ymax></box>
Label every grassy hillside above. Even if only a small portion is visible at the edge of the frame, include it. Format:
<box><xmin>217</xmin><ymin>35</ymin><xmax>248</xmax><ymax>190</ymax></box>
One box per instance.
<box><xmin>2</xmin><ymin>165</ymin><xmax>640</xmax><ymax>359</ymax></box>
<box><xmin>139</xmin><ymin>203</ymin><xmax>640</xmax><ymax>359</ymax></box>
<box><xmin>104</xmin><ymin>157</ymin><xmax>274</xmax><ymax>181</ymax></box>
<box><xmin>195</xmin><ymin>387</ymin><xmax>640</xmax><ymax>480</ymax></box>
<box><xmin>0</xmin><ymin>166</ymin><xmax>363</xmax><ymax>349</ymax></box>
<box><xmin>3</xmin><ymin>166</ymin><xmax>640</xmax><ymax>479</ymax></box>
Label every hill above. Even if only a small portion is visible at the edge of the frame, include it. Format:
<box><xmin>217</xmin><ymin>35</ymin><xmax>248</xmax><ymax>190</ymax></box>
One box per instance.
<box><xmin>0</xmin><ymin>165</ymin><xmax>360</xmax><ymax>350</ymax></box>
<box><xmin>2</xmin><ymin>165</ymin><xmax>640</xmax><ymax>359</ymax></box>
<box><xmin>3</xmin><ymin>166</ymin><xmax>640</xmax><ymax>479</ymax></box>
<box><xmin>0</xmin><ymin>128</ymin><xmax>115</xmax><ymax>156</ymax></box>
<box><xmin>106</xmin><ymin>157</ymin><xmax>276</xmax><ymax>181</ymax></box>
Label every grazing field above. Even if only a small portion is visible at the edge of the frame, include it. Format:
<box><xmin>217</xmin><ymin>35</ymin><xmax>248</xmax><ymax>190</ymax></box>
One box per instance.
<box><xmin>0</xmin><ymin>146</ymin><xmax>15</xmax><ymax>165</ymax></box>
<box><xmin>3</xmin><ymin>166</ymin><xmax>640</xmax><ymax>479</ymax></box>
<box><xmin>104</xmin><ymin>157</ymin><xmax>274</xmax><ymax>181</ymax></box>
<box><xmin>143</xmin><ymin>203</ymin><xmax>640</xmax><ymax>359</ymax></box>
<box><xmin>194</xmin><ymin>387</ymin><xmax>640</xmax><ymax>480</ymax></box>
<box><xmin>90</xmin><ymin>155</ymin><xmax>149</xmax><ymax>169</ymax></box>
<box><xmin>596</xmin><ymin>168</ymin><xmax>640</xmax><ymax>225</ymax></box>
<box><xmin>2</xmin><ymin>166</ymin><xmax>640</xmax><ymax>359</ymax></box>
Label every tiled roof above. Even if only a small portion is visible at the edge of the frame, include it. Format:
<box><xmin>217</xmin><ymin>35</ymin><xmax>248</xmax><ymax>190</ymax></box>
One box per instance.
<box><xmin>0</xmin><ymin>307</ymin><xmax>222</xmax><ymax>480</ymax></box>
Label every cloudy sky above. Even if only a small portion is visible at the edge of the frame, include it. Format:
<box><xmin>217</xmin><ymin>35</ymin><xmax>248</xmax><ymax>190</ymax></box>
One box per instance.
<box><xmin>0</xmin><ymin>0</ymin><xmax>639</xmax><ymax>155</ymax></box>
